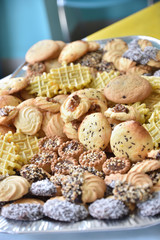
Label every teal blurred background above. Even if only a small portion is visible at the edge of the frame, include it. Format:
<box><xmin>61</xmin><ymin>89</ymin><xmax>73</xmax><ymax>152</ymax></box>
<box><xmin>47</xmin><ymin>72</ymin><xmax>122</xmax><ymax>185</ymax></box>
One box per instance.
<box><xmin>0</xmin><ymin>0</ymin><xmax>158</xmax><ymax>77</ymax></box>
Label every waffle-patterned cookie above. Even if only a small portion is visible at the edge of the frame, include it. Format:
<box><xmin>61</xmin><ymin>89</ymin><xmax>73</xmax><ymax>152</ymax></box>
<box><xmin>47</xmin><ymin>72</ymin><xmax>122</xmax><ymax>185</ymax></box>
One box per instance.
<box><xmin>0</xmin><ymin>132</ymin><xmax>23</xmax><ymax>175</ymax></box>
<box><xmin>50</xmin><ymin>63</ymin><xmax>92</xmax><ymax>94</ymax></box>
<box><xmin>26</xmin><ymin>64</ymin><xmax>92</xmax><ymax>97</ymax></box>
<box><xmin>89</xmin><ymin>70</ymin><xmax>120</xmax><ymax>89</ymax></box>
<box><xmin>143</xmin><ymin>76</ymin><xmax>160</xmax><ymax>94</ymax></box>
<box><xmin>143</xmin><ymin>109</ymin><xmax>160</xmax><ymax>148</ymax></box>
<box><xmin>131</xmin><ymin>102</ymin><xmax>150</xmax><ymax>124</ymax></box>
<box><xmin>13</xmin><ymin>130</ymin><xmax>39</xmax><ymax>164</ymax></box>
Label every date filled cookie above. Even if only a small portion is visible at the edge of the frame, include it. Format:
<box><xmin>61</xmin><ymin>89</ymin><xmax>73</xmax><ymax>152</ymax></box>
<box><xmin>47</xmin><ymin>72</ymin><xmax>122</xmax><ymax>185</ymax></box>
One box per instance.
<box><xmin>110</xmin><ymin>120</ymin><xmax>153</xmax><ymax>162</ymax></box>
<box><xmin>78</xmin><ymin>113</ymin><xmax>111</xmax><ymax>150</ymax></box>
<box><xmin>104</xmin><ymin>74</ymin><xmax>152</xmax><ymax>104</ymax></box>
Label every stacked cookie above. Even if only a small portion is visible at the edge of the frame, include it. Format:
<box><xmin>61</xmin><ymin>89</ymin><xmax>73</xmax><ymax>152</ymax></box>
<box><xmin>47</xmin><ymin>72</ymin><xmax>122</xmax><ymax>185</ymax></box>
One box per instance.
<box><xmin>0</xmin><ymin>37</ymin><xmax>160</xmax><ymax>223</ymax></box>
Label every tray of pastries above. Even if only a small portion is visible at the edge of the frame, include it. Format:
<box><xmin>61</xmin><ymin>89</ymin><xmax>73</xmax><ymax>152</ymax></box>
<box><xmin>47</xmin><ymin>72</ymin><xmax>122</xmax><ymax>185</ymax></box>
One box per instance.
<box><xmin>0</xmin><ymin>35</ymin><xmax>160</xmax><ymax>234</ymax></box>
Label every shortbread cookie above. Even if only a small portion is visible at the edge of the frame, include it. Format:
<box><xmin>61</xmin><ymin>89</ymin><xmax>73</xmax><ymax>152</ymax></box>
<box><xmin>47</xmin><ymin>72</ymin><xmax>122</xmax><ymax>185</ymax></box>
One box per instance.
<box><xmin>89</xmin><ymin>197</ymin><xmax>129</xmax><ymax>220</ymax></box>
<box><xmin>25</xmin><ymin>40</ymin><xmax>60</xmax><ymax>64</ymax></box>
<box><xmin>55</xmin><ymin>40</ymin><xmax>66</xmax><ymax>49</ymax></box>
<box><xmin>44</xmin><ymin>113</ymin><xmax>66</xmax><ymax>138</ymax></box>
<box><xmin>53</xmin><ymin>94</ymin><xmax>69</xmax><ymax>105</ymax></box>
<box><xmin>1</xmin><ymin>198</ymin><xmax>44</xmax><ymax>221</ymax></box>
<box><xmin>104</xmin><ymin>104</ymin><xmax>141</xmax><ymax>122</ymax></box>
<box><xmin>27</xmin><ymin>62</ymin><xmax>46</xmax><ymax>76</ymax></box>
<box><xmin>60</xmin><ymin>94</ymin><xmax>91</xmax><ymax>123</ymax></box>
<box><xmin>126</xmin><ymin>64</ymin><xmax>153</xmax><ymax>75</ymax></box>
<box><xmin>138</xmin><ymin>39</ymin><xmax>153</xmax><ymax>51</ymax></box>
<box><xmin>0</xmin><ymin>106</ymin><xmax>18</xmax><ymax>125</ymax></box>
<box><xmin>110</xmin><ymin>121</ymin><xmax>153</xmax><ymax>162</ymax></box>
<box><xmin>72</xmin><ymin>88</ymin><xmax>107</xmax><ymax>104</ymax></box>
<box><xmin>44</xmin><ymin>58</ymin><xmax>62</xmax><ymax>72</ymax></box>
<box><xmin>58</xmin><ymin>40</ymin><xmax>89</xmax><ymax>64</ymax></box>
<box><xmin>0</xmin><ymin>176</ymin><xmax>30</xmax><ymax>201</ymax></box>
<box><xmin>0</xmin><ymin>95</ymin><xmax>21</xmax><ymax>107</ymax></box>
<box><xmin>17</xmin><ymin>98</ymin><xmax>35</xmax><ymax>110</ymax></box>
<box><xmin>88</xmin><ymin>41</ymin><xmax>100</xmax><ymax>52</ymax></box>
<box><xmin>129</xmin><ymin>160</ymin><xmax>160</xmax><ymax>173</ymax></box>
<box><xmin>78</xmin><ymin>112</ymin><xmax>111</xmax><ymax>150</ymax></box>
<box><xmin>13</xmin><ymin>106</ymin><xmax>43</xmax><ymax>135</ymax></box>
<box><xmin>63</xmin><ymin>120</ymin><xmax>80</xmax><ymax>140</ymax></box>
<box><xmin>0</xmin><ymin>77</ymin><xmax>28</xmax><ymax>95</ymax></box>
<box><xmin>105</xmin><ymin>171</ymin><xmax>153</xmax><ymax>189</ymax></box>
<box><xmin>104</xmin><ymin>74</ymin><xmax>152</xmax><ymax>104</ymax></box>
<box><xmin>34</xmin><ymin>97</ymin><xmax>61</xmax><ymax>113</ymax></box>
<box><xmin>147</xmin><ymin>149</ymin><xmax>160</xmax><ymax>160</ymax></box>
<box><xmin>104</xmin><ymin>39</ymin><xmax>128</xmax><ymax>52</ymax></box>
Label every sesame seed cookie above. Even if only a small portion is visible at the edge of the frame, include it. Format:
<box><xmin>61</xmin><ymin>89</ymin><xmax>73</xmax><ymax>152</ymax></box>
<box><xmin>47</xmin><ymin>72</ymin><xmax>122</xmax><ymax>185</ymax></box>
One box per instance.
<box><xmin>104</xmin><ymin>74</ymin><xmax>152</xmax><ymax>104</ymax></box>
<box><xmin>78</xmin><ymin>112</ymin><xmax>111</xmax><ymax>150</ymax></box>
<box><xmin>110</xmin><ymin>120</ymin><xmax>153</xmax><ymax>162</ymax></box>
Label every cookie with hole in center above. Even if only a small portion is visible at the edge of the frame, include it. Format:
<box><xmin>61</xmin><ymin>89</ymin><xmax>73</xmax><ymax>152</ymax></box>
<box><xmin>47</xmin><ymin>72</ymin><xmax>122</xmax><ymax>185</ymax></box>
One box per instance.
<box><xmin>104</xmin><ymin>74</ymin><xmax>152</xmax><ymax>104</ymax></box>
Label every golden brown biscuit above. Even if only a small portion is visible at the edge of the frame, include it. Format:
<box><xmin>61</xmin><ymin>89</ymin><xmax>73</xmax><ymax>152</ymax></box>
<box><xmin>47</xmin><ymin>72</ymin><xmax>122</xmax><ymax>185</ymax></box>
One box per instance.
<box><xmin>44</xmin><ymin>58</ymin><xmax>62</xmax><ymax>73</ymax></box>
<box><xmin>0</xmin><ymin>176</ymin><xmax>30</xmax><ymax>201</ymax></box>
<box><xmin>78</xmin><ymin>112</ymin><xmax>111</xmax><ymax>150</ymax></box>
<box><xmin>41</xmin><ymin>111</ymin><xmax>54</xmax><ymax>133</ymax></box>
<box><xmin>110</xmin><ymin>120</ymin><xmax>153</xmax><ymax>162</ymax></box>
<box><xmin>129</xmin><ymin>160</ymin><xmax>160</xmax><ymax>173</ymax></box>
<box><xmin>126</xmin><ymin>64</ymin><xmax>153</xmax><ymax>75</ymax></box>
<box><xmin>58</xmin><ymin>40</ymin><xmax>89</xmax><ymax>64</ymax></box>
<box><xmin>0</xmin><ymin>106</ymin><xmax>18</xmax><ymax>125</ymax></box>
<box><xmin>34</xmin><ymin>97</ymin><xmax>61</xmax><ymax>113</ymax></box>
<box><xmin>0</xmin><ymin>95</ymin><xmax>22</xmax><ymax>107</ymax></box>
<box><xmin>44</xmin><ymin>112</ymin><xmax>66</xmax><ymax>138</ymax></box>
<box><xmin>104</xmin><ymin>104</ymin><xmax>141</xmax><ymax>122</ymax></box>
<box><xmin>63</xmin><ymin>120</ymin><xmax>80</xmax><ymax>140</ymax></box>
<box><xmin>55</xmin><ymin>40</ymin><xmax>66</xmax><ymax>50</ymax></box>
<box><xmin>13</xmin><ymin>106</ymin><xmax>43</xmax><ymax>135</ymax></box>
<box><xmin>72</xmin><ymin>88</ymin><xmax>107</xmax><ymax>105</ymax></box>
<box><xmin>53</xmin><ymin>94</ymin><xmax>69</xmax><ymax>105</ymax></box>
<box><xmin>17</xmin><ymin>98</ymin><xmax>35</xmax><ymax>110</ymax></box>
<box><xmin>81</xmin><ymin>172</ymin><xmax>106</xmax><ymax>203</ymax></box>
<box><xmin>25</xmin><ymin>40</ymin><xmax>60</xmax><ymax>64</ymax></box>
<box><xmin>60</xmin><ymin>94</ymin><xmax>91</xmax><ymax>123</ymax></box>
<box><xmin>105</xmin><ymin>171</ymin><xmax>153</xmax><ymax>188</ymax></box>
<box><xmin>88</xmin><ymin>41</ymin><xmax>100</xmax><ymax>52</ymax></box>
<box><xmin>0</xmin><ymin>77</ymin><xmax>28</xmax><ymax>95</ymax></box>
<box><xmin>104</xmin><ymin>39</ymin><xmax>128</xmax><ymax>52</ymax></box>
<box><xmin>104</xmin><ymin>74</ymin><xmax>152</xmax><ymax>104</ymax></box>
<box><xmin>88</xmin><ymin>99</ymin><xmax>108</xmax><ymax>114</ymax></box>
<box><xmin>147</xmin><ymin>59</ymin><xmax>160</xmax><ymax>68</ymax></box>
<box><xmin>138</xmin><ymin>39</ymin><xmax>153</xmax><ymax>51</ymax></box>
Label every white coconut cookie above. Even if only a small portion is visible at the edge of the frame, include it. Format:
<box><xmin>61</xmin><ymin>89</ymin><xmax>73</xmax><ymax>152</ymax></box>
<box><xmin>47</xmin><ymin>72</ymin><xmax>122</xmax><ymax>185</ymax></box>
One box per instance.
<box><xmin>78</xmin><ymin>112</ymin><xmax>111</xmax><ymax>150</ymax></box>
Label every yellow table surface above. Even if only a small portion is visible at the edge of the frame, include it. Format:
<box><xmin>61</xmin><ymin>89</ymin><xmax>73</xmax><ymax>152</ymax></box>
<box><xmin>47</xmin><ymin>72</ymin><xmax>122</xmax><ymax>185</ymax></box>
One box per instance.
<box><xmin>87</xmin><ymin>1</ymin><xmax>160</xmax><ymax>41</ymax></box>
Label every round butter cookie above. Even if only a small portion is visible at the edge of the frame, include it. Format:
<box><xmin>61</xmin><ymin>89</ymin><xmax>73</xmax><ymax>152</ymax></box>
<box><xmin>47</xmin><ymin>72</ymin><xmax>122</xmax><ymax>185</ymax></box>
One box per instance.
<box><xmin>13</xmin><ymin>106</ymin><xmax>43</xmax><ymax>135</ymax></box>
<box><xmin>58</xmin><ymin>40</ymin><xmax>89</xmax><ymax>64</ymax></box>
<box><xmin>0</xmin><ymin>95</ymin><xmax>21</xmax><ymax>107</ymax></box>
<box><xmin>78</xmin><ymin>112</ymin><xmax>111</xmax><ymax>150</ymax></box>
<box><xmin>104</xmin><ymin>74</ymin><xmax>152</xmax><ymax>104</ymax></box>
<box><xmin>25</xmin><ymin>40</ymin><xmax>60</xmax><ymax>64</ymax></box>
<box><xmin>110</xmin><ymin>120</ymin><xmax>153</xmax><ymax>162</ymax></box>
